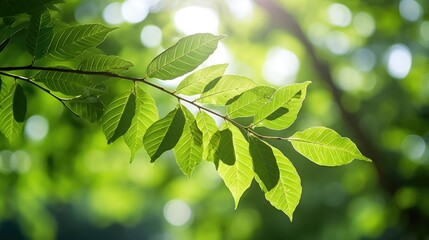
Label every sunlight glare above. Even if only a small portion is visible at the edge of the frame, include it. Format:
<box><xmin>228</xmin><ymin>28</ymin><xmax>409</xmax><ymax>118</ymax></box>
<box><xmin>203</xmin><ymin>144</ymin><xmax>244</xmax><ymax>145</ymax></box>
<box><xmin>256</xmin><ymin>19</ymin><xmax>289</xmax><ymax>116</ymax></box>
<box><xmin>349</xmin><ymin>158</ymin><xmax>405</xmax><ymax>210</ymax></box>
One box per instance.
<box><xmin>174</xmin><ymin>6</ymin><xmax>219</xmax><ymax>35</ymax></box>
<box><xmin>226</xmin><ymin>0</ymin><xmax>254</xmax><ymax>21</ymax></box>
<box><xmin>385</xmin><ymin>44</ymin><xmax>412</xmax><ymax>79</ymax></box>
<box><xmin>263</xmin><ymin>47</ymin><xmax>300</xmax><ymax>86</ymax></box>
<box><xmin>121</xmin><ymin>0</ymin><xmax>149</xmax><ymax>24</ymax></box>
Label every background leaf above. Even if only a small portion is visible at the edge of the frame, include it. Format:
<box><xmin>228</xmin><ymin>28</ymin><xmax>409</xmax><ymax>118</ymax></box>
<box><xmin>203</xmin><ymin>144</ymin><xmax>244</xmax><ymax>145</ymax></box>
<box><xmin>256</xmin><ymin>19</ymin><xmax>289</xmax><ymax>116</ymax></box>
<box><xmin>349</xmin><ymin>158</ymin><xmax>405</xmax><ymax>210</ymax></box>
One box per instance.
<box><xmin>227</xmin><ymin>86</ymin><xmax>276</xmax><ymax>118</ymax></box>
<box><xmin>147</xmin><ymin>33</ymin><xmax>224</xmax><ymax>80</ymax></box>
<box><xmin>254</xmin><ymin>82</ymin><xmax>310</xmax><ymax>130</ymax></box>
<box><xmin>26</xmin><ymin>8</ymin><xmax>53</xmax><ymax>59</ymax></box>
<box><xmin>0</xmin><ymin>0</ymin><xmax>55</xmax><ymax>17</ymax></box>
<box><xmin>79</xmin><ymin>54</ymin><xmax>134</xmax><ymax>73</ymax></box>
<box><xmin>175</xmin><ymin>64</ymin><xmax>228</xmax><ymax>95</ymax></box>
<box><xmin>101</xmin><ymin>90</ymin><xmax>136</xmax><ymax>144</ymax></box>
<box><xmin>290</xmin><ymin>127</ymin><xmax>371</xmax><ymax>166</ymax></box>
<box><xmin>34</xmin><ymin>70</ymin><xmax>106</xmax><ymax>96</ymax></box>
<box><xmin>65</xmin><ymin>96</ymin><xmax>104</xmax><ymax>123</ymax></box>
<box><xmin>48</xmin><ymin>24</ymin><xmax>115</xmax><ymax>60</ymax></box>
<box><xmin>197</xmin><ymin>75</ymin><xmax>260</xmax><ymax>105</ymax></box>
<box><xmin>143</xmin><ymin>107</ymin><xmax>185</xmax><ymax>162</ymax></box>
<box><xmin>0</xmin><ymin>20</ymin><xmax>28</xmax><ymax>46</ymax></box>
<box><xmin>196</xmin><ymin>111</ymin><xmax>218</xmax><ymax>160</ymax></box>
<box><xmin>264</xmin><ymin>147</ymin><xmax>302</xmax><ymax>221</ymax></box>
<box><xmin>217</xmin><ymin>124</ymin><xmax>254</xmax><ymax>208</ymax></box>
<box><xmin>0</xmin><ymin>83</ymin><xmax>27</xmax><ymax>142</ymax></box>
<box><xmin>174</xmin><ymin>105</ymin><xmax>203</xmax><ymax>177</ymax></box>
<box><xmin>124</xmin><ymin>87</ymin><xmax>158</xmax><ymax>161</ymax></box>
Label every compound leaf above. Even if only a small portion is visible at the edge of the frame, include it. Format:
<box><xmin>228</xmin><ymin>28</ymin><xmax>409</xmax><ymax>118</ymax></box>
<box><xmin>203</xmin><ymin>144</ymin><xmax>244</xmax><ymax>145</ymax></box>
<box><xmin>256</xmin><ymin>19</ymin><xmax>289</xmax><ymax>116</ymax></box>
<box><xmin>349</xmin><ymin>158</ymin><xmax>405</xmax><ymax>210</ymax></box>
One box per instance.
<box><xmin>254</xmin><ymin>81</ymin><xmax>310</xmax><ymax>130</ymax></box>
<box><xmin>147</xmin><ymin>33</ymin><xmax>224</xmax><ymax>80</ymax></box>
<box><xmin>101</xmin><ymin>90</ymin><xmax>136</xmax><ymax>144</ymax></box>
<box><xmin>48</xmin><ymin>24</ymin><xmax>115</xmax><ymax>60</ymax></box>
<box><xmin>79</xmin><ymin>54</ymin><xmax>134</xmax><ymax>73</ymax></box>
<box><xmin>290</xmin><ymin>126</ymin><xmax>371</xmax><ymax>166</ymax></box>
<box><xmin>175</xmin><ymin>64</ymin><xmax>228</xmax><ymax>95</ymax></box>
<box><xmin>143</xmin><ymin>107</ymin><xmax>185</xmax><ymax>162</ymax></box>
<box><xmin>174</xmin><ymin>105</ymin><xmax>203</xmax><ymax>177</ymax></box>
<box><xmin>197</xmin><ymin>75</ymin><xmax>260</xmax><ymax>105</ymax></box>
<box><xmin>124</xmin><ymin>87</ymin><xmax>158</xmax><ymax>162</ymax></box>
<box><xmin>26</xmin><ymin>8</ymin><xmax>53</xmax><ymax>59</ymax></box>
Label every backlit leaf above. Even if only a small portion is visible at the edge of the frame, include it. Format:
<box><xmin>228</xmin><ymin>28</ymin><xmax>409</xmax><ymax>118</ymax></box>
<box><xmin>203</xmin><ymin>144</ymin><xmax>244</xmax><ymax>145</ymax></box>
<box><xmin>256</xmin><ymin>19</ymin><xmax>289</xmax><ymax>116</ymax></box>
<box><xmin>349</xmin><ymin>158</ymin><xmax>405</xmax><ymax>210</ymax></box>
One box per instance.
<box><xmin>0</xmin><ymin>83</ymin><xmax>27</xmax><ymax>142</ymax></box>
<box><xmin>124</xmin><ymin>87</ymin><xmax>158</xmax><ymax>162</ymax></box>
<box><xmin>48</xmin><ymin>24</ymin><xmax>115</xmax><ymax>60</ymax></box>
<box><xmin>143</xmin><ymin>107</ymin><xmax>185</xmax><ymax>162</ymax></box>
<box><xmin>65</xmin><ymin>96</ymin><xmax>104</xmax><ymax>123</ymax></box>
<box><xmin>217</xmin><ymin>124</ymin><xmax>254</xmax><ymax>208</ymax></box>
<box><xmin>147</xmin><ymin>33</ymin><xmax>224</xmax><ymax>80</ymax></box>
<box><xmin>101</xmin><ymin>90</ymin><xmax>136</xmax><ymax>144</ymax></box>
<box><xmin>198</xmin><ymin>75</ymin><xmax>260</xmax><ymax>105</ymax></box>
<box><xmin>265</xmin><ymin>147</ymin><xmax>302</xmax><ymax>221</ymax></box>
<box><xmin>196</xmin><ymin>111</ymin><xmax>218</xmax><ymax>160</ymax></box>
<box><xmin>174</xmin><ymin>105</ymin><xmax>203</xmax><ymax>177</ymax></box>
<box><xmin>254</xmin><ymin>81</ymin><xmax>310</xmax><ymax>130</ymax></box>
<box><xmin>290</xmin><ymin>126</ymin><xmax>371</xmax><ymax>166</ymax></box>
<box><xmin>34</xmin><ymin>70</ymin><xmax>106</xmax><ymax>96</ymax></box>
<box><xmin>26</xmin><ymin>8</ymin><xmax>53</xmax><ymax>59</ymax></box>
<box><xmin>175</xmin><ymin>64</ymin><xmax>228</xmax><ymax>95</ymax></box>
<box><xmin>79</xmin><ymin>54</ymin><xmax>134</xmax><ymax>73</ymax></box>
<box><xmin>227</xmin><ymin>86</ymin><xmax>276</xmax><ymax>118</ymax></box>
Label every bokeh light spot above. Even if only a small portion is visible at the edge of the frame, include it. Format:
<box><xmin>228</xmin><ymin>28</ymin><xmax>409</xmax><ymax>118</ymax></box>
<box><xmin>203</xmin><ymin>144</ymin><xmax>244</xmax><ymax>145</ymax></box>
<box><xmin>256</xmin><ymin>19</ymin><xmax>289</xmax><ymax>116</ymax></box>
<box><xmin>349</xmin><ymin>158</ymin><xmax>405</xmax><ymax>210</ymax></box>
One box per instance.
<box><xmin>163</xmin><ymin>199</ymin><xmax>192</xmax><ymax>226</ymax></box>
<box><xmin>327</xmin><ymin>3</ymin><xmax>352</xmax><ymax>27</ymax></box>
<box><xmin>335</xmin><ymin>66</ymin><xmax>364</xmax><ymax>92</ymax></box>
<box><xmin>351</xmin><ymin>48</ymin><xmax>376</xmax><ymax>72</ymax></box>
<box><xmin>385</xmin><ymin>44</ymin><xmax>412</xmax><ymax>79</ymax></box>
<box><xmin>121</xmin><ymin>0</ymin><xmax>149</xmax><ymax>24</ymax></box>
<box><xmin>263</xmin><ymin>47</ymin><xmax>300</xmax><ymax>86</ymax></box>
<box><xmin>401</xmin><ymin>135</ymin><xmax>426</xmax><ymax>163</ymax></box>
<box><xmin>74</xmin><ymin>3</ymin><xmax>98</xmax><ymax>23</ymax></box>
<box><xmin>174</xmin><ymin>6</ymin><xmax>219</xmax><ymax>35</ymax></box>
<box><xmin>141</xmin><ymin>25</ymin><xmax>162</xmax><ymax>48</ymax></box>
<box><xmin>24</xmin><ymin>115</ymin><xmax>49</xmax><ymax>141</ymax></box>
<box><xmin>103</xmin><ymin>2</ymin><xmax>124</xmax><ymax>25</ymax></box>
<box><xmin>226</xmin><ymin>0</ymin><xmax>254</xmax><ymax>21</ymax></box>
<box><xmin>10</xmin><ymin>150</ymin><xmax>31</xmax><ymax>173</ymax></box>
<box><xmin>325</xmin><ymin>31</ymin><xmax>350</xmax><ymax>55</ymax></box>
<box><xmin>353</xmin><ymin>12</ymin><xmax>376</xmax><ymax>37</ymax></box>
<box><xmin>420</xmin><ymin>21</ymin><xmax>429</xmax><ymax>41</ymax></box>
<box><xmin>399</xmin><ymin>0</ymin><xmax>422</xmax><ymax>22</ymax></box>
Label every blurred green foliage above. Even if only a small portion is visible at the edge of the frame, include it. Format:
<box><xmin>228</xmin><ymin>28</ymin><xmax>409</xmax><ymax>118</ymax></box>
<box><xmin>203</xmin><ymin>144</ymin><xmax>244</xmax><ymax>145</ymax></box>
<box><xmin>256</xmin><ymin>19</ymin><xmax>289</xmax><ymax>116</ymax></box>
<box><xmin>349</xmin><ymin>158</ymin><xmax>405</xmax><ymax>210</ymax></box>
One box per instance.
<box><xmin>0</xmin><ymin>0</ymin><xmax>428</xmax><ymax>239</ymax></box>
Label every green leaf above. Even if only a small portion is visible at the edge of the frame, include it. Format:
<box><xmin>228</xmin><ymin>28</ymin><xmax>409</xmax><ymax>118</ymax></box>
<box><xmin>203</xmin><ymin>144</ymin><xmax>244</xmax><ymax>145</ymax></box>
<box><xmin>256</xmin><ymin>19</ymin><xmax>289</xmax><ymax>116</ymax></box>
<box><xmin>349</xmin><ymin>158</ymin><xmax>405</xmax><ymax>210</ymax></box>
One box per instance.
<box><xmin>0</xmin><ymin>38</ymin><xmax>9</xmax><ymax>53</ymax></box>
<box><xmin>253</xmin><ymin>81</ymin><xmax>310</xmax><ymax>130</ymax></box>
<box><xmin>217</xmin><ymin>124</ymin><xmax>254</xmax><ymax>208</ymax></box>
<box><xmin>79</xmin><ymin>54</ymin><xmax>134</xmax><ymax>73</ymax></box>
<box><xmin>175</xmin><ymin>64</ymin><xmax>228</xmax><ymax>95</ymax></box>
<box><xmin>174</xmin><ymin>105</ymin><xmax>203</xmax><ymax>177</ymax></box>
<box><xmin>264</xmin><ymin>147</ymin><xmax>302</xmax><ymax>221</ymax></box>
<box><xmin>147</xmin><ymin>33</ymin><xmax>224</xmax><ymax>80</ymax></box>
<box><xmin>0</xmin><ymin>83</ymin><xmax>27</xmax><ymax>142</ymax></box>
<box><xmin>33</xmin><ymin>70</ymin><xmax>106</xmax><ymax>96</ymax></box>
<box><xmin>0</xmin><ymin>20</ymin><xmax>28</xmax><ymax>45</ymax></box>
<box><xmin>0</xmin><ymin>0</ymin><xmax>56</xmax><ymax>17</ymax></box>
<box><xmin>101</xmin><ymin>90</ymin><xmax>136</xmax><ymax>144</ymax></box>
<box><xmin>196</xmin><ymin>111</ymin><xmax>218</xmax><ymax>160</ymax></box>
<box><xmin>197</xmin><ymin>75</ymin><xmax>260</xmax><ymax>105</ymax></box>
<box><xmin>65</xmin><ymin>96</ymin><xmax>104</xmax><ymax>123</ymax></box>
<box><xmin>26</xmin><ymin>8</ymin><xmax>53</xmax><ymax>59</ymax></box>
<box><xmin>0</xmin><ymin>77</ymin><xmax>6</xmax><ymax>100</ymax></box>
<box><xmin>48</xmin><ymin>24</ymin><xmax>115</xmax><ymax>60</ymax></box>
<box><xmin>143</xmin><ymin>107</ymin><xmax>186</xmax><ymax>162</ymax></box>
<box><xmin>227</xmin><ymin>86</ymin><xmax>276</xmax><ymax>118</ymax></box>
<box><xmin>124</xmin><ymin>87</ymin><xmax>158</xmax><ymax>161</ymax></box>
<box><xmin>290</xmin><ymin>126</ymin><xmax>371</xmax><ymax>166</ymax></box>
<box><xmin>249</xmin><ymin>136</ymin><xmax>279</xmax><ymax>192</ymax></box>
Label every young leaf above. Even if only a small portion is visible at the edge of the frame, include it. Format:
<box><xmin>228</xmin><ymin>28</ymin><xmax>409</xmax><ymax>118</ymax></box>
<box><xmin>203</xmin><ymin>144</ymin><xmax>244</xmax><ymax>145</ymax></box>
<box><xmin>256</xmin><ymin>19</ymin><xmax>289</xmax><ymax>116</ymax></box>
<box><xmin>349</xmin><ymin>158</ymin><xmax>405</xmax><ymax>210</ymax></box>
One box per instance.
<box><xmin>33</xmin><ymin>70</ymin><xmax>106</xmax><ymax>96</ymax></box>
<box><xmin>124</xmin><ymin>87</ymin><xmax>158</xmax><ymax>161</ymax></box>
<box><xmin>79</xmin><ymin>54</ymin><xmax>134</xmax><ymax>73</ymax></box>
<box><xmin>264</xmin><ymin>147</ymin><xmax>302</xmax><ymax>221</ymax></box>
<box><xmin>0</xmin><ymin>83</ymin><xmax>27</xmax><ymax>143</ymax></box>
<box><xmin>147</xmin><ymin>33</ymin><xmax>224</xmax><ymax>80</ymax></box>
<box><xmin>48</xmin><ymin>24</ymin><xmax>115</xmax><ymax>60</ymax></box>
<box><xmin>227</xmin><ymin>86</ymin><xmax>276</xmax><ymax>118</ymax></box>
<box><xmin>26</xmin><ymin>8</ymin><xmax>53</xmax><ymax>60</ymax></box>
<box><xmin>290</xmin><ymin>126</ymin><xmax>371</xmax><ymax>166</ymax></box>
<box><xmin>101</xmin><ymin>90</ymin><xmax>136</xmax><ymax>144</ymax></box>
<box><xmin>197</xmin><ymin>75</ymin><xmax>260</xmax><ymax>105</ymax></box>
<box><xmin>65</xmin><ymin>96</ymin><xmax>104</xmax><ymax>123</ymax></box>
<box><xmin>143</xmin><ymin>107</ymin><xmax>186</xmax><ymax>162</ymax></box>
<box><xmin>253</xmin><ymin>81</ymin><xmax>310</xmax><ymax>130</ymax></box>
<box><xmin>217</xmin><ymin>124</ymin><xmax>254</xmax><ymax>208</ymax></box>
<box><xmin>249</xmin><ymin>136</ymin><xmax>280</xmax><ymax>192</ymax></box>
<box><xmin>174</xmin><ymin>105</ymin><xmax>203</xmax><ymax>177</ymax></box>
<box><xmin>0</xmin><ymin>0</ymin><xmax>55</xmax><ymax>17</ymax></box>
<box><xmin>175</xmin><ymin>64</ymin><xmax>228</xmax><ymax>95</ymax></box>
<box><xmin>196</xmin><ymin>111</ymin><xmax>218</xmax><ymax>160</ymax></box>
